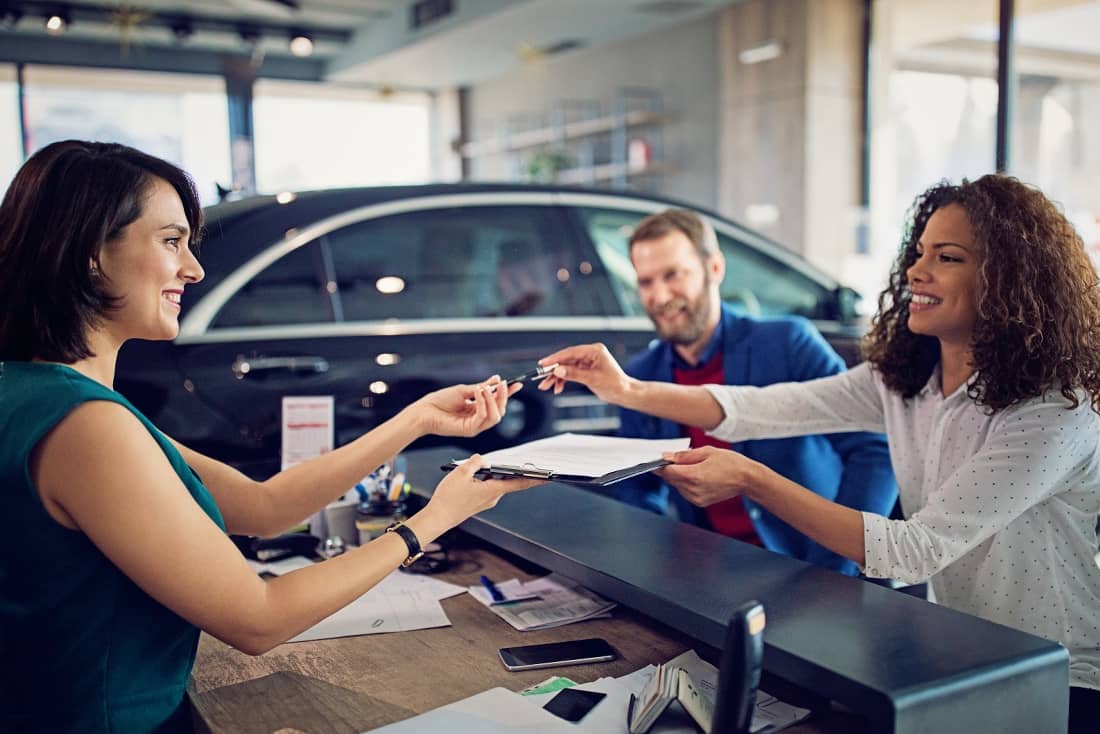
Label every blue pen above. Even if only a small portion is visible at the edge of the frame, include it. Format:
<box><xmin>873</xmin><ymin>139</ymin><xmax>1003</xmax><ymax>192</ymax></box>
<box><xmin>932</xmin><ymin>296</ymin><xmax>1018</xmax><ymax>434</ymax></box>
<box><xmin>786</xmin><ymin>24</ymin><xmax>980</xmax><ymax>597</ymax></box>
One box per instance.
<box><xmin>480</xmin><ymin>575</ymin><xmax>505</xmax><ymax>603</ymax></box>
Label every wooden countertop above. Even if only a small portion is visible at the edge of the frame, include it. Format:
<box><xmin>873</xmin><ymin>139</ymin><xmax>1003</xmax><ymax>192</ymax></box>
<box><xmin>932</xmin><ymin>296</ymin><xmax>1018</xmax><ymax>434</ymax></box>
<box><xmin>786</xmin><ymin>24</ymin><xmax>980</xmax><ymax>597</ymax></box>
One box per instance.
<box><xmin>188</xmin><ymin>537</ymin><xmax>853</xmax><ymax>733</ymax></box>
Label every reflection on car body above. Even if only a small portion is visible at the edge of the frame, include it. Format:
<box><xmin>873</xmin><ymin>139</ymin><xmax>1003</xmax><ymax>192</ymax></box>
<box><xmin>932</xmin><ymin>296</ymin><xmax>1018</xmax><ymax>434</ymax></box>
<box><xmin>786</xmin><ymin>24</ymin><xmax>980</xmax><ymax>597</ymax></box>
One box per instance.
<box><xmin>115</xmin><ymin>183</ymin><xmax>864</xmax><ymax>479</ymax></box>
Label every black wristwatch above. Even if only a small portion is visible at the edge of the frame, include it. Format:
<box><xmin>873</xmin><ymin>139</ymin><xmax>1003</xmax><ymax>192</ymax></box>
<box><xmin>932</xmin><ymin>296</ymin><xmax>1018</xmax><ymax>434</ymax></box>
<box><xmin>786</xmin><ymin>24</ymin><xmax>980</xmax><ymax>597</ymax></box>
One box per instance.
<box><xmin>386</xmin><ymin>521</ymin><xmax>424</xmax><ymax>567</ymax></box>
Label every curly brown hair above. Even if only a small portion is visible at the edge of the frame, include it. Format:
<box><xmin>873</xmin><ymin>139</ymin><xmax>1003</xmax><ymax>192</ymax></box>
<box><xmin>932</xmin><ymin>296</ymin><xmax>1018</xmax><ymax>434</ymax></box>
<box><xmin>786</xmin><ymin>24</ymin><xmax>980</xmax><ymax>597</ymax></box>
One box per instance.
<box><xmin>863</xmin><ymin>174</ymin><xmax>1100</xmax><ymax>412</ymax></box>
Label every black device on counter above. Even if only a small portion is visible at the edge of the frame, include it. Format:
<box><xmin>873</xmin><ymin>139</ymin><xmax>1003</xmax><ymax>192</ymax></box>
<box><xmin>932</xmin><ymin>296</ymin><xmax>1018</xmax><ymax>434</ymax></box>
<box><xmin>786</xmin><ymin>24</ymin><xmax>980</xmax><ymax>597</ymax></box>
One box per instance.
<box><xmin>542</xmin><ymin>688</ymin><xmax>608</xmax><ymax>723</ymax></box>
<box><xmin>498</xmin><ymin>637</ymin><xmax>617</xmax><ymax>671</ymax></box>
<box><xmin>711</xmin><ymin>600</ymin><xmax>766</xmax><ymax>734</ymax></box>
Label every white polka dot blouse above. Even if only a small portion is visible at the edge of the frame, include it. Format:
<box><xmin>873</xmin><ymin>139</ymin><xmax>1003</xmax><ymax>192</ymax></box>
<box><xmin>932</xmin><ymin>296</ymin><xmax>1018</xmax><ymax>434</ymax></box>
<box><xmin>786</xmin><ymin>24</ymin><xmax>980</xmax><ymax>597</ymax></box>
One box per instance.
<box><xmin>704</xmin><ymin>362</ymin><xmax>1100</xmax><ymax>692</ymax></box>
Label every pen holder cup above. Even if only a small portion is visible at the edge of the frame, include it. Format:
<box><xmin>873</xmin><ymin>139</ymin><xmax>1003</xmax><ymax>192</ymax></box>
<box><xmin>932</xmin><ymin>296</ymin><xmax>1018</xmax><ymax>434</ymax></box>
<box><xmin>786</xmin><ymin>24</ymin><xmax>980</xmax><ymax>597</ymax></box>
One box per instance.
<box><xmin>355</xmin><ymin>500</ymin><xmax>406</xmax><ymax>546</ymax></box>
<box><xmin>321</xmin><ymin>499</ymin><xmax>360</xmax><ymax>548</ymax></box>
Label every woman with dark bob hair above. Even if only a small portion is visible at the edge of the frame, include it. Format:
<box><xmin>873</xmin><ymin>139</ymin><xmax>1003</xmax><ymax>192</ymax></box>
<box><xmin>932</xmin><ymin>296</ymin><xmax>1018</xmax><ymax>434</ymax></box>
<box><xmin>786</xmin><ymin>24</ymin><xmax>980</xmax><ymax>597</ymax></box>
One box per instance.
<box><xmin>0</xmin><ymin>140</ymin><xmax>539</xmax><ymax>732</ymax></box>
<box><xmin>539</xmin><ymin>174</ymin><xmax>1100</xmax><ymax>732</ymax></box>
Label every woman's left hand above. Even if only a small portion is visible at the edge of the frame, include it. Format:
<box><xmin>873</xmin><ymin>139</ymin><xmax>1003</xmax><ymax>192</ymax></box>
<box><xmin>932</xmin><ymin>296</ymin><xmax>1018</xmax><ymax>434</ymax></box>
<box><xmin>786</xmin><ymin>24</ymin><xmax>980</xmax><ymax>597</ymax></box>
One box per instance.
<box><xmin>411</xmin><ymin>376</ymin><xmax>522</xmax><ymax>438</ymax></box>
<box><xmin>657</xmin><ymin>446</ymin><xmax>762</xmax><ymax>507</ymax></box>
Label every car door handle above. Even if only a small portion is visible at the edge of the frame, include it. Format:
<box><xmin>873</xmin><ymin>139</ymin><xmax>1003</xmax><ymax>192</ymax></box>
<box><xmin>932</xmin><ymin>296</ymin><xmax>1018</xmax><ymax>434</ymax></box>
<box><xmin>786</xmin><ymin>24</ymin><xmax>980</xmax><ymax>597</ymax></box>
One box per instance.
<box><xmin>232</xmin><ymin>355</ymin><xmax>330</xmax><ymax>380</ymax></box>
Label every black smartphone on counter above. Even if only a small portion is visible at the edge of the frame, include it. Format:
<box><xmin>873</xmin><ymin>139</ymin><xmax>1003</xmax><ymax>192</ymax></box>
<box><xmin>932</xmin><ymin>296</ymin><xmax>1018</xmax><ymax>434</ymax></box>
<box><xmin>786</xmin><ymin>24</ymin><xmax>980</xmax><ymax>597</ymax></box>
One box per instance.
<box><xmin>498</xmin><ymin>637</ymin><xmax>617</xmax><ymax>671</ymax></box>
<box><xmin>542</xmin><ymin>687</ymin><xmax>607</xmax><ymax>722</ymax></box>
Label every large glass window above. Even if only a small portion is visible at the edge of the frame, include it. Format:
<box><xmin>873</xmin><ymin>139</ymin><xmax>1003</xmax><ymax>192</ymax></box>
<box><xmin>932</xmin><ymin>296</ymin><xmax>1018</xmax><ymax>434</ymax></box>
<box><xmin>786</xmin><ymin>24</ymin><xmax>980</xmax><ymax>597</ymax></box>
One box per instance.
<box><xmin>324</xmin><ymin>205</ymin><xmax>607</xmax><ymax>321</ymax></box>
<box><xmin>867</xmin><ymin>0</ymin><xmax>1000</xmax><ymax>298</ymax></box>
<box><xmin>1012</xmin><ymin>0</ymin><xmax>1100</xmax><ymax>262</ymax></box>
<box><xmin>21</xmin><ymin>67</ymin><xmax>231</xmax><ymax>205</ymax></box>
<box><xmin>252</xmin><ymin>80</ymin><xmax>431</xmax><ymax>193</ymax></box>
<box><xmin>577</xmin><ymin>206</ymin><xmax>832</xmax><ymax>320</ymax></box>
<box><xmin>0</xmin><ymin>66</ymin><xmax>20</xmax><ymax>199</ymax></box>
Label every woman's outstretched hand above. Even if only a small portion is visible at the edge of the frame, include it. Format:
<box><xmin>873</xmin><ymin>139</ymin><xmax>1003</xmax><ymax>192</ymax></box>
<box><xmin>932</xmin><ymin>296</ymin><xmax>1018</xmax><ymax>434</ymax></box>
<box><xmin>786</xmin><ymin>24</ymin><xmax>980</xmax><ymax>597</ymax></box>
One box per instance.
<box><xmin>426</xmin><ymin>454</ymin><xmax>544</xmax><ymax>530</ymax></box>
<box><xmin>411</xmin><ymin>377</ymin><xmax>522</xmax><ymax>438</ymax></box>
<box><xmin>536</xmin><ymin>343</ymin><xmax>633</xmax><ymax>404</ymax></box>
<box><xmin>657</xmin><ymin>446</ymin><xmax>762</xmax><ymax>507</ymax></box>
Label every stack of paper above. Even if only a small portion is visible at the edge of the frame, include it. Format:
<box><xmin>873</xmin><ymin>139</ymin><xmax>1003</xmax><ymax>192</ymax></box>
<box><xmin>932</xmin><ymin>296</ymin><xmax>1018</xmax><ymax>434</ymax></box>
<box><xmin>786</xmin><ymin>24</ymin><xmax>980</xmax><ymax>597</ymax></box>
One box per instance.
<box><xmin>365</xmin><ymin>687</ymin><xmax>577</xmax><ymax>733</ymax></box>
<box><xmin>287</xmin><ymin>568</ymin><xmax>467</xmax><ymax>642</ymax></box>
<box><xmin>364</xmin><ymin>650</ymin><xmax>811</xmax><ymax>734</ymax></box>
<box><xmin>617</xmin><ymin>651</ymin><xmax>812</xmax><ymax>733</ymax></box>
<box><xmin>467</xmin><ymin>573</ymin><xmax>617</xmax><ymax>631</ymax></box>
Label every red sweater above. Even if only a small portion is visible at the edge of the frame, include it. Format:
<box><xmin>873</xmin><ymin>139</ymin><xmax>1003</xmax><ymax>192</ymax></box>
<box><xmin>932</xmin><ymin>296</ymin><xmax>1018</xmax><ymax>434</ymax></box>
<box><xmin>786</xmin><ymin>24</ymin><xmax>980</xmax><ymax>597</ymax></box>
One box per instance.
<box><xmin>672</xmin><ymin>350</ymin><xmax>762</xmax><ymax>546</ymax></box>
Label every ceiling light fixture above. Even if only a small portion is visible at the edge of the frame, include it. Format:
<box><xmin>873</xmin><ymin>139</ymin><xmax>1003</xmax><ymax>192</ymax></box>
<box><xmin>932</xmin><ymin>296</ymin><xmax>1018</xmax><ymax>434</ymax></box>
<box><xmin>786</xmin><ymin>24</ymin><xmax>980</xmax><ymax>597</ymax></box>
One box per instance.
<box><xmin>45</xmin><ymin>8</ymin><xmax>69</xmax><ymax>36</ymax></box>
<box><xmin>738</xmin><ymin>40</ymin><xmax>783</xmax><ymax>65</ymax></box>
<box><xmin>289</xmin><ymin>30</ymin><xmax>313</xmax><ymax>57</ymax></box>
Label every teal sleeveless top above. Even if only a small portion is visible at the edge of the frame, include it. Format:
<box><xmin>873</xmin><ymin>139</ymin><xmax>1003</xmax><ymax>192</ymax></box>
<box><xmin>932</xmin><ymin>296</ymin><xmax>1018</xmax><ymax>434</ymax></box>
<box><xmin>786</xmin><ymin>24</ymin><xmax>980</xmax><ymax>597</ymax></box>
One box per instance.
<box><xmin>0</xmin><ymin>361</ymin><xmax>226</xmax><ymax>733</ymax></box>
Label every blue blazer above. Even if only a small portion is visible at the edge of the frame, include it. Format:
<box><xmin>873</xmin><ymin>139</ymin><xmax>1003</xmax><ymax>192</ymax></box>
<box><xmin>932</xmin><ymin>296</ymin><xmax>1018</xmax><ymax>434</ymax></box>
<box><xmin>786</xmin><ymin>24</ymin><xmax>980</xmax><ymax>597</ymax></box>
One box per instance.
<box><xmin>616</xmin><ymin>305</ymin><xmax>897</xmax><ymax>576</ymax></box>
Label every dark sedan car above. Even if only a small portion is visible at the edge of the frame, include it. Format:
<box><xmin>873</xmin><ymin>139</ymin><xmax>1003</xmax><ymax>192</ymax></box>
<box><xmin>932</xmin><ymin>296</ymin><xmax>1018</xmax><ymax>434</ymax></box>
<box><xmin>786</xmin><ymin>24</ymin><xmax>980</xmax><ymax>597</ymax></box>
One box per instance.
<box><xmin>115</xmin><ymin>183</ymin><xmax>865</xmax><ymax>479</ymax></box>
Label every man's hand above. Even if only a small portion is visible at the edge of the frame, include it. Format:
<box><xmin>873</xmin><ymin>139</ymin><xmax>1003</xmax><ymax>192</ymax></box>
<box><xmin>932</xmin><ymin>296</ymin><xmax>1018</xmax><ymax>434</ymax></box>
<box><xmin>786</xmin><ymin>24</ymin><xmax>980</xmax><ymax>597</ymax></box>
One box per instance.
<box><xmin>536</xmin><ymin>343</ymin><xmax>634</xmax><ymax>404</ymax></box>
<box><xmin>657</xmin><ymin>446</ymin><xmax>763</xmax><ymax>507</ymax></box>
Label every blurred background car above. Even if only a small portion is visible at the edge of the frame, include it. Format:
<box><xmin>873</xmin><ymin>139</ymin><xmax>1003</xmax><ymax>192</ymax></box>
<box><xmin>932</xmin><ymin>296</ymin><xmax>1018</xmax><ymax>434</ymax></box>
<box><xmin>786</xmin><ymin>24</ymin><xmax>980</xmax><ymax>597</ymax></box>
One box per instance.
<box><xmin>115</xmin><ymin>182</ymin><xmax>866</xmax><ymax>479</ymax></box>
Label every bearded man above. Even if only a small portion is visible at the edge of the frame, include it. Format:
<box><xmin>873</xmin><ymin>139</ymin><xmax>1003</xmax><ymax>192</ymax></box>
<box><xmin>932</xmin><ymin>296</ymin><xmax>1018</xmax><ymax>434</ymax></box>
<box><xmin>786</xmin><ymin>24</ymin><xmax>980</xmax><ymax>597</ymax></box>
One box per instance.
<box><xmin>614</xmin><ymin>209</ymin><xmax>896</xmax><ymax>576</ymax></box>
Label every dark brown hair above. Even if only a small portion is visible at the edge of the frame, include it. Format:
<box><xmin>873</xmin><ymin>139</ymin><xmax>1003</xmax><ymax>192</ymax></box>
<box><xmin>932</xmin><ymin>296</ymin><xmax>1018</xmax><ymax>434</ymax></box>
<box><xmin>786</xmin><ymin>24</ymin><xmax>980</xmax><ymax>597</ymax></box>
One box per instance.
<box><xmin>863</xmin><ymin>174</ymin><xmax>1100</xmax><ymax>412</ymax></box>
<box><xmin>629</xmin><ymin>208</ymin><xmax>719</xmax><ymax>260</ymax></box>
<box><xmin>0</xmin><ymin>140</ymin><xmax>203</xmax><ymax>362</ymax></box>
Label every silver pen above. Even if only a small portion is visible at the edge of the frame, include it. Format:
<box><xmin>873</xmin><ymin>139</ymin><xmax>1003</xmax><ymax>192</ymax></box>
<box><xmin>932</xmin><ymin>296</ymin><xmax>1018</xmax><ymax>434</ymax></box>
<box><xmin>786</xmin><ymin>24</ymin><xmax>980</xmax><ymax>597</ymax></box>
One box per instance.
<box><xmin>465</xmin><ymin>363</ymin><xmax>558</xmax><ymax>402</ymax></box>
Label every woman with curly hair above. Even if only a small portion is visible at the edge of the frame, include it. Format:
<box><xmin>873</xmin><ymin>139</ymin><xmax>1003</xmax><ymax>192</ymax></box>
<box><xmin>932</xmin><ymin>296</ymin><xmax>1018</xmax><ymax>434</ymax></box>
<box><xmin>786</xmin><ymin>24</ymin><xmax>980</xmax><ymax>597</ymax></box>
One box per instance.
<box><xmin>538</xmin><ymin>174</ymin><xmax>1100</xmax><ymax>732</ymax></box>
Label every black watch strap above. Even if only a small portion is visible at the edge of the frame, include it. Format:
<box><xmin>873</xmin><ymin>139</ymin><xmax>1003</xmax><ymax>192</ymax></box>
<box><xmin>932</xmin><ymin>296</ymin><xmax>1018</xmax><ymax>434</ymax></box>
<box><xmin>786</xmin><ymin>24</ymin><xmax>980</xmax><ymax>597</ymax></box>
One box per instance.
<box><xmin>386</xmin><ymin>521</ymin><xmax>424</xmax><ymax>567</ymax></box>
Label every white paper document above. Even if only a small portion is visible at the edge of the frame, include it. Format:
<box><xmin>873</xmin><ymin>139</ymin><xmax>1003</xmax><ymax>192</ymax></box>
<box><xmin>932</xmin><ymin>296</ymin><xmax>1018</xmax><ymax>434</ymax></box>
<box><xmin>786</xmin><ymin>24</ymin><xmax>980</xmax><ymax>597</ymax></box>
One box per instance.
<box><xmin>287</xmin><ymin>569</ymin><xmax>464</xmax><ymax>642</ymax></box>
<box><xmin>364</xmin><ymin>687</ymin><xmax>576</xmax><ymax>733</ymax></box>
<box><xmin>473</xmin><ymin>433</ymin><xmax>689</xmax><ymax>478</ymax></box>
<box><xmin>290</xmin><ymin>589</ymin><xmax>450</xmax><ymax>642</ymax></box>
<box><xmin>281</xmin><ymin>395</ymin><xmax>334</xmax><ymax>471</ymax></box>
<box><xmin>373</xmin><ymin>569</ymin><xmax>467</xmax><ymax>600</ymax></box>
<box><xmin>469</xmin><ymin>573</ymin><xmax>616</xmax><ymax>631</ymax></box>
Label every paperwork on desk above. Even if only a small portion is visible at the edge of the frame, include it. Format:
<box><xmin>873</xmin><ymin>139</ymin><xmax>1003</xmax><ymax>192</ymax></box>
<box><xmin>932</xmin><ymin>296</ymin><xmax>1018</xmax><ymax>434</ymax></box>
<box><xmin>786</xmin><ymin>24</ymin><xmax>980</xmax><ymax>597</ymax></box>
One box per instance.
<box><xmin>602</xmin><ymin>650</ymin><xmax>811</xmax><ymax>733</ymax></box>
<box><xmin>286</xmin><ymin>566</ymin><xmax>467</xmax><ymax>642</ymax></box>
<box><xmin>363</xmin><ymin>649</ymin><xmax>810</xmax><ymax>734</ymax></box>
<box><xmin>467</xmin><ymin>573</ymin><xmax>617</xmax><ymax>631</ymax></box>
<box><xmin>461</xmin><ymin>433</ymin><xmax>690</xmax><ymax>485</ymax></box>
<box><xmin>366</xmin><ymin>686</ymin><xmax>576</xmax><ymax>733</ymax></box>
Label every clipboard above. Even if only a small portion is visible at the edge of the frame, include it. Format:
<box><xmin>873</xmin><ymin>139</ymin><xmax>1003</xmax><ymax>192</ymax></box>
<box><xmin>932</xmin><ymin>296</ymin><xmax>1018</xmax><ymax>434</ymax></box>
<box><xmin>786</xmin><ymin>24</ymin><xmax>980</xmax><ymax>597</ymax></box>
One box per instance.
<box><xmin>441</xmin><ymin>458</ymin><xmax>670</xmax><ymax>487</ymax></box>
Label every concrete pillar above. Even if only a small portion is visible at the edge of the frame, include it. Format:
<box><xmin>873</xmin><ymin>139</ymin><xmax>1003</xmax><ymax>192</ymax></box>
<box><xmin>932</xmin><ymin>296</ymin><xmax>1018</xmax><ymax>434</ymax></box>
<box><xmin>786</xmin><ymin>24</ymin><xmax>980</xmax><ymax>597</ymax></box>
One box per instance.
<box><xmin>717</xmin><ymin>0</ymin><xmax>863</xmax><ymax>282</ymax></box>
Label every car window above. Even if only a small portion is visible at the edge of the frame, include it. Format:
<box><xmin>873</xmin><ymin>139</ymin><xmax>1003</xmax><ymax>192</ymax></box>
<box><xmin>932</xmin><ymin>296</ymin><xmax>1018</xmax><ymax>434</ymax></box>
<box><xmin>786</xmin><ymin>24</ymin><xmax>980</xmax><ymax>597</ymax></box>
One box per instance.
<box><xmin>323</xmin><ymin>205</ymin><xmax>606</xmax><ymax>320</ymax></box>
<box><xmin>715</xmin><ymin>231</ymin><xmax>832</xmax><ymax>320</ymax></box>
<box><xmin>576</xmin><ymin>206</ymin><xmax>832</xmax><ymax>320</ymax></box>
<box><xmin>212</xmin><ymin>240</ymin><xmax>332</xmax><ymax>328</ymax></box>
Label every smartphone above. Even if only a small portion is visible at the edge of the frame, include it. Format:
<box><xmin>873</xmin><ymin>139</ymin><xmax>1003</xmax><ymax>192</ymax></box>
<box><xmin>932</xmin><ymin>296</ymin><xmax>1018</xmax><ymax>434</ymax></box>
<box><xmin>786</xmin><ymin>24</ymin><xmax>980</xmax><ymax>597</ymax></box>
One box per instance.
<box><xmin>498</xmin><ymin>637</ymin><xmax>617</xmax><ymax>671</ymax></box>
<box><xmin>542</xmin><ymin>688</ymin><xmax>607</xmax><ymax>722</ymax></box>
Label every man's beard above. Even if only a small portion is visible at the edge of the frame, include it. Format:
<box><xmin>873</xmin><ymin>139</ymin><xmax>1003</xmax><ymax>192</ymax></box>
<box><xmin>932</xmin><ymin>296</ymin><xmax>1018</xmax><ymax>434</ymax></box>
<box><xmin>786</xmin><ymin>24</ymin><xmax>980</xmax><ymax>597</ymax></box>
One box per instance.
<box><xmin>647</xmin><ymin>287</ymin><xmax>714</xmax><ymax>346</ymax></box>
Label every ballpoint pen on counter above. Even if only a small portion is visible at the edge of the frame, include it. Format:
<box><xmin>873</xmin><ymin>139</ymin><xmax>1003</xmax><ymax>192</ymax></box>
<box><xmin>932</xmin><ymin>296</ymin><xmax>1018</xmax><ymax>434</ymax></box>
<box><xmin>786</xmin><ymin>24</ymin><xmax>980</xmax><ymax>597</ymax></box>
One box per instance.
<box><xmin>480</xmin><ymin>575</ymin><xmax>506</xmax><ymax>603</ymax></box>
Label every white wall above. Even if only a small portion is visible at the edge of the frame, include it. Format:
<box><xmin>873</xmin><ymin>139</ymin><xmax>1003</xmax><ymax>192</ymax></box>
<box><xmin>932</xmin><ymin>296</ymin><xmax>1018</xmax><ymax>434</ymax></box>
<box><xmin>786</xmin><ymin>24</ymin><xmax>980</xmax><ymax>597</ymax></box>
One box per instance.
<box><xmin>464</xmin><ymin>13</ymin><xmax>721</xmax><ymax>211</ymax></box>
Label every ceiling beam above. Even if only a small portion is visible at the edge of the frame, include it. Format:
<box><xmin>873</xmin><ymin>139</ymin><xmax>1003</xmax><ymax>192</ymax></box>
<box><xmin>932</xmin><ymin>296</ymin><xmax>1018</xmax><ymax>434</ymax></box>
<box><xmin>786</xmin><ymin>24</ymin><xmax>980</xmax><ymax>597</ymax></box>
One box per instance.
<box><xmin>0</xmin><ymin>35</ymin><xmax>327</xmax><ymax>81</ymax></box>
